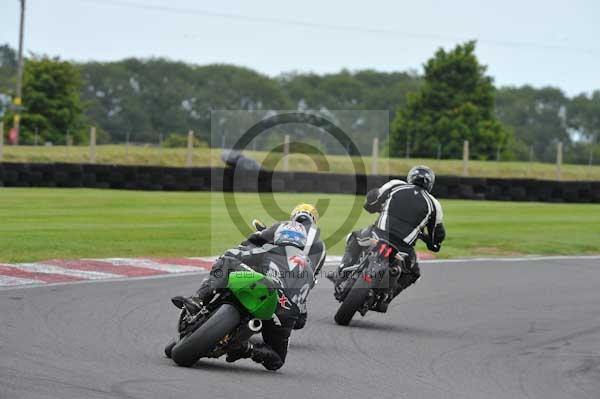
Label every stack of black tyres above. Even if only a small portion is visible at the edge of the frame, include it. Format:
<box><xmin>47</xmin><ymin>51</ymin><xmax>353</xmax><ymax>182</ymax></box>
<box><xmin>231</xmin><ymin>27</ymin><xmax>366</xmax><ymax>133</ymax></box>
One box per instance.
<box><xmin>29</xmin><ymin>163</ymin><xmax>56</xmax><ymax>187</ymax></box>
<box><xmin>0</xmin><ymin>162</ymin><xmax>599</xmax><ymax>203</ymax></box>
<box><xmin>2</xmin><ymin>163</ymin><xmax>30</xmax><ymax>187</ymax></box>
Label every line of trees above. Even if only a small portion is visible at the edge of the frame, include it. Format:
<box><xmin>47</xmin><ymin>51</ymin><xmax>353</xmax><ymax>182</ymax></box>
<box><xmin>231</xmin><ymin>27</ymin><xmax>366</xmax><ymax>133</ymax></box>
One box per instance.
<box><xmin>0</xmin><ymin>43</ymin><xmax>599</xmax><ymax>163</ymax></box>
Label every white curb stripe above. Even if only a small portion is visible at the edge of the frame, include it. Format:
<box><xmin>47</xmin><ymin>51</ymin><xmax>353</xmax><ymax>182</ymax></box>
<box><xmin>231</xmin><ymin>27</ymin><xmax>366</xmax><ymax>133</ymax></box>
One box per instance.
<box><xmin>11</xmin><ymin>263</ymin><xmax>123</xmax><ymax>280</ymax></box>
<box><xmin>0</xmin><ymin>269</ymin><xmax>210</xmax><ymax>291</ymax></box>
<box><xmin>89</xmin><ymin>258</ymin><xmax>203</xmax><ymax>273</ymax></box>
<box><xmin>0</xmin><ymin>275</ymin><xmax>47</xmax><ymax>287</ymax></box>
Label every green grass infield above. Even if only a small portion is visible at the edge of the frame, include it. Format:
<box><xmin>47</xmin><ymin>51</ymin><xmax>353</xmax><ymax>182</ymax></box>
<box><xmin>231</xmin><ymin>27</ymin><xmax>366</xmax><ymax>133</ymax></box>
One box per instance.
<box><xmin>0</xmin><ymin>188</ymin><xmax>598</xmax><ymax>263</ymax></box>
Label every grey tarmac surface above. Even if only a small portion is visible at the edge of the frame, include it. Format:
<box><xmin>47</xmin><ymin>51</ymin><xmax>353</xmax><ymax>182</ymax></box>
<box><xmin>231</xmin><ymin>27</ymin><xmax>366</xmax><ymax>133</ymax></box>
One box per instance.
<box><xmin>1</xmin><ymin>257</ymin><xmax>600</xmax><ymax>399</ymax></box>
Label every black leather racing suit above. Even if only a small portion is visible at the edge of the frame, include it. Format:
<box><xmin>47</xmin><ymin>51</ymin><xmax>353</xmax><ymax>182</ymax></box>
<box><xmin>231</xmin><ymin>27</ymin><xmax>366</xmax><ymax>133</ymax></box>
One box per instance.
<box><xmin>339</xmin><ymin>179</ymin><xmax>445</xmax><ymax>298</ymax></box>
<box><xmin>243</xmin><ymin>220</ymin><xmax>326</xmax><ymax>275</ymax></box>
<box><xmin>198</xmin><ymin>243</ymin><xmax>316</xmax><ymax>370</ymax></box>
<box><xmin>242</xmin><ymin>220</ymin><xmax>326</xmax><ymax>329</ymax></box>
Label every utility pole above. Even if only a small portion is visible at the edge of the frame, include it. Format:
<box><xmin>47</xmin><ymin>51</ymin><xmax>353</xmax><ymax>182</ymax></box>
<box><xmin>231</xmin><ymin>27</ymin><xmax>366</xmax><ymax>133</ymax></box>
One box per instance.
<box><xmin>12</xmin><ymin>0</ymin><xmax>26</xmax><ymax>145</ymax></box>
<box><xmin>527</xmin><ymin>145</ymin><xmax>534</xmax><ymax>177</ymax></box>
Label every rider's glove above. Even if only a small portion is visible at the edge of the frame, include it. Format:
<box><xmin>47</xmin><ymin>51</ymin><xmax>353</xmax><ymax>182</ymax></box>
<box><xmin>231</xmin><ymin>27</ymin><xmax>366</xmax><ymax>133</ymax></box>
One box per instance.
<box><xmin>427</xmin><ymin>242</ymin><xmax>441</xmax><ymax>252</ymax></box>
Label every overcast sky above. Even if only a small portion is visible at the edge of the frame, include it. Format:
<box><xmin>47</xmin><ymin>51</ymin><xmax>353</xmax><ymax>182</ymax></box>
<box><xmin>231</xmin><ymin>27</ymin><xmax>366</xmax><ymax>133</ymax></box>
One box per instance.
<box><xmin>1</xmin><ymin>0</ymin><xmax>599</xmax><ymax>96</ymax></box>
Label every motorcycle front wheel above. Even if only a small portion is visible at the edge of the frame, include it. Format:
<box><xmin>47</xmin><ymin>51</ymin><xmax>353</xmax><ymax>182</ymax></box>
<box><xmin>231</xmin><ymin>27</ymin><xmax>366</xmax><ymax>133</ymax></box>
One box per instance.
<box><xmin>171</xmin><ymin>304</ymin><xmax>241</xmax><ymax>367</ymax></box>
<box><xmin>334</xmin><ymin>277</ymin><xmax>371</xmax><ymax>326</ymax></box>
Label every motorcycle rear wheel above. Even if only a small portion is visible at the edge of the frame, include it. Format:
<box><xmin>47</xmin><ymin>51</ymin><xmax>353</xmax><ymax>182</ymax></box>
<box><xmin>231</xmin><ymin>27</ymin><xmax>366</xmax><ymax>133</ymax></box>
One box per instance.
<box><xmin>171</xmin><ymin>304</ymin><xmax>241</xmax><ymax>367</ymax></box>
<box><xmin>334</xmin><ymin>277</ymin><xmax>371</xmax><ymax>326</ymax></box>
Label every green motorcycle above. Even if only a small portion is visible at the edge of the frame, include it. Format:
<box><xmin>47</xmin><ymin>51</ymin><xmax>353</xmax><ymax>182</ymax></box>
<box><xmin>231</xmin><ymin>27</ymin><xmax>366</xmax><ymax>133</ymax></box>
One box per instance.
<box><xmin>165</xmin><ymin>270</ymin><xmax>279</xmax><ymax>367</ymax></box>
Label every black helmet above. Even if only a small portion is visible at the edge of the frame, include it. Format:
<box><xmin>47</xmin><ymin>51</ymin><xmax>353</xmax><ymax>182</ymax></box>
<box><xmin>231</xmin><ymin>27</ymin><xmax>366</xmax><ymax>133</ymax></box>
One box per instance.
<box><xmin>407</xmin><ymin>165</ymin><xmax>435</xmax><ymax>192</ymax></box>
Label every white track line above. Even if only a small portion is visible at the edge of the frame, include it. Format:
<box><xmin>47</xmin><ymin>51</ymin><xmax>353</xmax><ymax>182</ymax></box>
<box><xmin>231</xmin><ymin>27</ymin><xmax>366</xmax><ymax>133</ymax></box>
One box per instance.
<box><xmin>10</xmin><ymin>263</ymin><xmax>122</xmax><ymax>280</ymax></box>
<box><xmin>420</xmin><ymin>255</ymin><xmax>600</xmax><ymax>263</ymax></box>
<box><xmin>88</xmin><ymin>258</ymin><xmax>205</xmax><ymax>273</ymax></box>
<box><xmin>322</xmin><ymin>254</ymin><xmax>600</xmax><ymax>266</ymax></box>
<box><xmin>0</xmin><ymin>275</ymin><xmax>47</xmax><ymax>286</ymax></box>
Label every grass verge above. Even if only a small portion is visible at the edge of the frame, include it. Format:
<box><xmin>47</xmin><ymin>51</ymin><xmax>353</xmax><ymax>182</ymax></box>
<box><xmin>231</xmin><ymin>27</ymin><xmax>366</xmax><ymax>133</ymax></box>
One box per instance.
<box><xmin>0</xmin><ymin>188</ymin><xmax>599</xmax><ymax>263</ymax></box>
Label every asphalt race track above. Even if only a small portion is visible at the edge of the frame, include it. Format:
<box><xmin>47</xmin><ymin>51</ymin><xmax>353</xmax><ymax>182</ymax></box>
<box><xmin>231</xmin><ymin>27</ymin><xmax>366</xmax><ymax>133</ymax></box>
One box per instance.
<box><xmin>1</xmin><ymin>257</ymin><xmax>599</xmax><ymax>399</ymax></box>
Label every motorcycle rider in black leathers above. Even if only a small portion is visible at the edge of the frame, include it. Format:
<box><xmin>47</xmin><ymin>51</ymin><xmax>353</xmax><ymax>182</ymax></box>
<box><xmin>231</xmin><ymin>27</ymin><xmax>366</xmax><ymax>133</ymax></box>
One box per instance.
<box><xmin>192</xmin><ymin>221</ymin><xmax>316</xmax><ymax>371</ymax></box>
<box><xmin>332</xmin><ymin>166</ymin><xmax>445</xmax><ymax>311</ymax></box>
<box><xmin>243</xmin><ymin>203</ymin><xmax>326</xmax><ymax>330</ymax></box>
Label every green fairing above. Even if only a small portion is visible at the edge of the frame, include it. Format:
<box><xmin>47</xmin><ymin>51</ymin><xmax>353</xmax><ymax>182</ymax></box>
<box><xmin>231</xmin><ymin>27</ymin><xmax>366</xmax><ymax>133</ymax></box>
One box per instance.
<box><xmin>227</xmin><ymin>271</ymin><xmax>278</xmax><ymax>320</ymax></box>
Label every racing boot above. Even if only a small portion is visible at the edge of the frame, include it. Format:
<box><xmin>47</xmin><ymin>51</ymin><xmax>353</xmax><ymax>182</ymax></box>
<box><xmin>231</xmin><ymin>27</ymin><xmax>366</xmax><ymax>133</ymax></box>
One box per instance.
<box><xmin>373</xmin><ymin>272</ymin><xmax>420</xmax><ymax>313</ymax></box>
<box><xmin>226</xmin><ymin>342</ymin><xmax>253</xmax><ymax>363</ymax></box>
<box><xmin>339</xmin><ymin>231</ymin><xmax>363</xmax><ymax>271</ymax></box>
<box><xmin>393</xmin><ymin>272</ymin><xmax>419</xmax><ymax>297</ymax></box>
<box><xmin>170</xmin><ymin>275</ymin><xmax>218</xmax><ymax>314</ymax></box>
<box><xmin>374</xmin><ymin>301</ymin><xmax>389</xmax><ymax>313</ymax></box>
<box><xmin>329</xmin><ymin>230</ymin><xmax>368</xmax><ymax>298</ymax></box>
<box><xmin>251</xmin><ymin>343</ymin><xmax>283</xmax><ymax>371</ymax></box>
<box><xmin>170</xmin><ymin>296</ymin><xmax>202</xmax><ymax>314</ymax></box>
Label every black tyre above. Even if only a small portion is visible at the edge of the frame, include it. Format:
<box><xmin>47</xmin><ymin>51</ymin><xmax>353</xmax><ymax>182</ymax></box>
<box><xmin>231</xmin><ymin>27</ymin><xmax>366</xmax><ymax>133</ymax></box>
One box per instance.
<box><xmin>164</xmin><ymin>340</ymin><xmax>176</xmax><ymax>358</ymax></box>
<box><xmin>334</xmin><ymin>277</ymin><xmax>371</xmax><ymax>326</ymax></box>
<box><xmin>171</xmin><ymin>304</ymin><xmax>241</xmax><ymax>367</ymax></box>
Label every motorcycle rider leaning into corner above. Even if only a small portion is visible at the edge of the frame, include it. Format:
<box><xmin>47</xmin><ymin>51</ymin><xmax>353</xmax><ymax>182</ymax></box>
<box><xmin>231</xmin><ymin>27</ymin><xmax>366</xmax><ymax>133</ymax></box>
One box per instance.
<box><xmin>242</xmin><ymin>203</ymin><xmax>326</xmax><ymax>330</ymax></box>
<box><xmin>191</xmin><ymin>221</ymin><xmax>316</xmax><ymax>371</ymax></box>
<box><xmin>331</xmin><ymin>165</ymin><xmax>446</xmax><ymax>312</ymax></box>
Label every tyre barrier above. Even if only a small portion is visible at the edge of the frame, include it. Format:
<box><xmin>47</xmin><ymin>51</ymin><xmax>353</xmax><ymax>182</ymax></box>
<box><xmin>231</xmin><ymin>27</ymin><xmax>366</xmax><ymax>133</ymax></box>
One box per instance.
<box><xmin>0</xmin><ymin>162</ymin><xmax>598</xmax><ymax>203</ymax></box>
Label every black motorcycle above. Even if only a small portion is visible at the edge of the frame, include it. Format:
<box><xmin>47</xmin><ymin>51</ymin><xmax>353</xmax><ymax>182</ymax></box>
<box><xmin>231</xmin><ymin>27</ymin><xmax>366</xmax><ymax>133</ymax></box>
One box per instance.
<box><xmin>333</xmin><ymin>239</ymin><xmax>405</xmax><ymax>326</ymax></box>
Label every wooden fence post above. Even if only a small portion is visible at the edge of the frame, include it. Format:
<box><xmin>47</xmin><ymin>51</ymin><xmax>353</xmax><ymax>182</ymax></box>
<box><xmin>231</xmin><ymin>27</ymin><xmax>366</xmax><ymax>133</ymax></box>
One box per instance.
<box><xmin>125</xmin><ymin>131</ymin><xmax>130</xmax><ymax>162</ymax></box>
<box><xmin>186</xmin><ymin>130</ymin><xmax>194</xmax><ymax>167</ymax></box>
<box><xmin>371</xmin><ymin>137</ymin><xmax>379</xmax><ymax>175</ymax></box>
<box><xmin>556</xmin><ymin>141</ymin><xmax>563</xmax><ymax>181</ymax></box>
<box><xmin>89</xmin><ymin>126</ymin><xmax>96</xmax><ymax>164</ymax></box>
<box><xmin>462</xmin><ymin>140</ymin><xmax>469</xmax><ymax>177</ymax></box>
<box><xmin>283</xmin><ymin>134</ymin><xmax>290</xmax><ymax>172</ymax></box>
<box><xmin>0</xmin><ymin>122</ymin><xmax>4</xmax><ymax>162</ymax></box>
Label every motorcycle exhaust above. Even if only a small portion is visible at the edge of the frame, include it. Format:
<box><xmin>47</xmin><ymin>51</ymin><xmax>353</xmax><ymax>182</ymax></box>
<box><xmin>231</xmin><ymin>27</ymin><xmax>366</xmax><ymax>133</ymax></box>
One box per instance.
<box><xmin>248</xmin><ymin>319</ymin><xmax>262</xmax><ymax>332</ymax></box>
